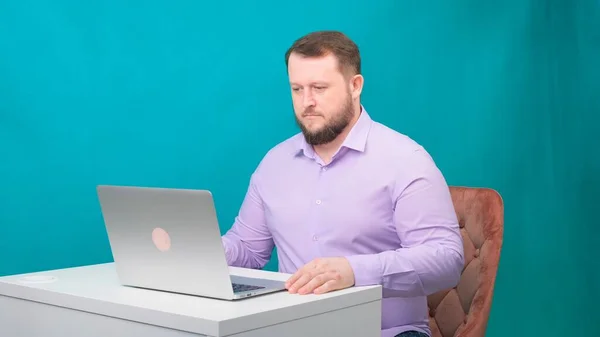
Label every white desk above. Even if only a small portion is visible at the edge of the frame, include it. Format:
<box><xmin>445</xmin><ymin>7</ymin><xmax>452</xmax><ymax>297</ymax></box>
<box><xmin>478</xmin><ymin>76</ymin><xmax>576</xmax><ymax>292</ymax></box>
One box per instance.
<box><xmin>0</xmin><ymin>263</ymin><xmax>382</xmax><ymax>337</ymax></box>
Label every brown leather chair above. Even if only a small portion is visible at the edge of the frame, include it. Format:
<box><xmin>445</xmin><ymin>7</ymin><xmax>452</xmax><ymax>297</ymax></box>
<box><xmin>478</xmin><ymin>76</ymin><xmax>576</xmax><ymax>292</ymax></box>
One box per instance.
<box><xmin>427</xmin><ymin>187</ymin><xmax>504</xmax><ymax>337</ymax></box>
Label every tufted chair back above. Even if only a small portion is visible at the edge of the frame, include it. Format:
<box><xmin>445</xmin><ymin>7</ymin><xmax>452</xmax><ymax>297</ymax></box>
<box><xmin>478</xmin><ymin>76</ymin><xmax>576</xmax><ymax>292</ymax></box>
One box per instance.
<box><xmin>427</xmin><ymin>187</ymin><xmax>504</xmax><ymax>337</ymax></box>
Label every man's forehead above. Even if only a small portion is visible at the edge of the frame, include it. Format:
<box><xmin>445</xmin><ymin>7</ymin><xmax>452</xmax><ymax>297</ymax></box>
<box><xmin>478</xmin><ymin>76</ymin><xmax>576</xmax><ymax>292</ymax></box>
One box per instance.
<box><xmin>288</xmin><ymin>54</ymin><xmax>342</xmax><ymax>82</ymax></box>
<box><xmin>288</xmin><ymin>53</ymin><xmax>338</xmax><ymax>69</ymax></box>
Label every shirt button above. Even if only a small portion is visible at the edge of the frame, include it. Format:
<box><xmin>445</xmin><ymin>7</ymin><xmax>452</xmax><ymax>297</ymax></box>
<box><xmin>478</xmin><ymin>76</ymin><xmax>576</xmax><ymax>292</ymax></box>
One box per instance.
<box><xmin>315</xmin><ymin>199</ymin><xmax>322</xmax><ymax>205</ymax></box>
<box><xmin>312</xmin><ymin>235</ymin><xmax>318</xmax><ymax>241</ymax></box>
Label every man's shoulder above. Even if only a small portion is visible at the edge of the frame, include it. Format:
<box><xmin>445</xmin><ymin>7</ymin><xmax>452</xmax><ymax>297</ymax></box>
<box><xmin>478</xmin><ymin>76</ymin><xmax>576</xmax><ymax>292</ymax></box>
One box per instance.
<box><xmin>367</xmin><ymin>120</ymin><xmax>448</xmax><ymax>196</ymax></box>
<box><xmin>369</xmin><ymin>120</ymin><xmax>428</xmax><ymax>159</ymax></box>
<box><xmin>265</xmin><ymin>132</ymin><xmax>302</xmax><ymax>158</ymax></box>
<box><xmin>253</xmin><ymin>132</ymin><xmax>302</xmax><ymax>171</ymax></box>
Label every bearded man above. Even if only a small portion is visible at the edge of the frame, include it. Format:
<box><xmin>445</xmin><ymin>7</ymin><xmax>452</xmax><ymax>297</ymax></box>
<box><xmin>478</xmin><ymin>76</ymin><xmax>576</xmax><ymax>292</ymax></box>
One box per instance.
<box><xmin>221</xmin><ymin>30</ymin><xmax>464</xmax><ymax>337</ymax></box>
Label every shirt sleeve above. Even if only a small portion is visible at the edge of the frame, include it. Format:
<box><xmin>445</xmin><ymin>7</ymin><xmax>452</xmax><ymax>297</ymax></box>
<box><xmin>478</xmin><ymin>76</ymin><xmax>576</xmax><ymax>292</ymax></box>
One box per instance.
<box><xmin>345</xmin><ymin>149</ymin><xmax>465</xmax><ymax>297</ymax></box>
<box><xmin>221</xmin><ymin>171</ymin><xmax>275</xmax><ymax>269</ymax></box>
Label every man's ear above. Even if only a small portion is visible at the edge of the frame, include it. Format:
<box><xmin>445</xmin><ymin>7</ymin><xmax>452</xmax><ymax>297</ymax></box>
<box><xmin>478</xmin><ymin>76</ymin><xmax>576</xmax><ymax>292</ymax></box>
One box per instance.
<box><xmin>349</xmin><ymin>74</ymin><xmax>364</xmax><ymax>100</ymax></box>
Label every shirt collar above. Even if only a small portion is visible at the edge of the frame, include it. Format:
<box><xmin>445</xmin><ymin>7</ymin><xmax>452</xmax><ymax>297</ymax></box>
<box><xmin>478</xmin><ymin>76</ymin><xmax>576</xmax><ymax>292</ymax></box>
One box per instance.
<box><xmin>295</xmin><ymin>105</ymin><xmax>373</xmax><ymax>158</ymax></box>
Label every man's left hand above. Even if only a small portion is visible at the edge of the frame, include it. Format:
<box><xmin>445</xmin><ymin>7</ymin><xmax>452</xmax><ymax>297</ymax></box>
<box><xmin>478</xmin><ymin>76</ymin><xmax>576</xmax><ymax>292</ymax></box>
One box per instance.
<box><xmin>285</xmin><ymin>257</ymin><xmax>355</xmax><ymax>295</ymax></box>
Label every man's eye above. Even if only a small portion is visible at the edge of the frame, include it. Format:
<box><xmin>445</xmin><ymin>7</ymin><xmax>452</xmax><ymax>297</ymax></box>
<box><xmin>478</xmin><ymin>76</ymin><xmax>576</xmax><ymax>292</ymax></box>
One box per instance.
<box><xmin>314</xmin><ymin>86</ymin><xmax>325</xmax><ymax>90</ymax></box>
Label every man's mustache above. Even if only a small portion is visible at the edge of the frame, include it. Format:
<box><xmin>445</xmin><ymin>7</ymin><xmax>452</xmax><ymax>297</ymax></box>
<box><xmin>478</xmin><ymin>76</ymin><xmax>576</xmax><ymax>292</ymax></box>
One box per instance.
<box><xmin>302</xmin><ymin>109</ymin><xmax>323</xmax><ymax>117</ymax></box>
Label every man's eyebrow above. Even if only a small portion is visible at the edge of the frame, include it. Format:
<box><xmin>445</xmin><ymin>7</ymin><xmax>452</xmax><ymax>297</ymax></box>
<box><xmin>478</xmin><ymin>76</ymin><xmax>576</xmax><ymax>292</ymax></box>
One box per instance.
<box><xmin>290</xmin><ymin>81</ymin><xmax>329</xmax><ymax>86</ymax></box>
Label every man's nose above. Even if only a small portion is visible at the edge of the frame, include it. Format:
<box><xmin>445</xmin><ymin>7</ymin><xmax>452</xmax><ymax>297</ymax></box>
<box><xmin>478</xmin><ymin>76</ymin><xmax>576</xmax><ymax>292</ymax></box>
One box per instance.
<box><xmin>302</xmin><ymin>91</ymin><xmax>316</xmax><ymax>108</ymax></box>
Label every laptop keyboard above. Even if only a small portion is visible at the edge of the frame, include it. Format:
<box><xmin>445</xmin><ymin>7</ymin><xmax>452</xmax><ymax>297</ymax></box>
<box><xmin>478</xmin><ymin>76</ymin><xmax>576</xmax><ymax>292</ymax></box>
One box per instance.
<box><xmin>232</xmin><ymin>283</ymin><xmax>265</xmax><ymax>293</ymax></box>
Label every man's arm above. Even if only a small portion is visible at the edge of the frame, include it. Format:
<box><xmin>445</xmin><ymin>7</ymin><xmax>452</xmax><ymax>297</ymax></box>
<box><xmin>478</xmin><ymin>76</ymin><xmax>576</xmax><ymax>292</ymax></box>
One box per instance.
<box><xmin>346</xmin><ymin>149</ymin><xmax>464</xmax><ymax>297</ymax></box>
<box><xmin>221</xmin><ymin>172</ymin><xmax>274</xmax><ymax>269</ymax></box>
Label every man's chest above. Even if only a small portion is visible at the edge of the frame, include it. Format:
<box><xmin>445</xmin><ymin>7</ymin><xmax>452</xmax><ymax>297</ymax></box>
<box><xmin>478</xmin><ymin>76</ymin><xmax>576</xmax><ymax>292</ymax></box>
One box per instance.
<box><xmin>258</xmin><ymin>163</ymin><xmax>399</xmax><ymax>254</ymax></box>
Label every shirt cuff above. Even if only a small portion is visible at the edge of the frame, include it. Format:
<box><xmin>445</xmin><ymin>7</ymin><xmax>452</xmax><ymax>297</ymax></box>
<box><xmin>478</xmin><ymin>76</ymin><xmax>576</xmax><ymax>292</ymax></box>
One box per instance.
<box><xmin>345</xmin><ymin>253</ymin><xmax>384</xmax><ymax>286</ymax></box>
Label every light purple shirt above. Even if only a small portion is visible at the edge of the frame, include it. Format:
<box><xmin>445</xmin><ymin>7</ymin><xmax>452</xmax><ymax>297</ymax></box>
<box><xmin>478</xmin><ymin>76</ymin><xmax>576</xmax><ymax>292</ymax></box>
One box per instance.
<box><xmin>222</xmin><ymin>107</ymin><xmax>464</xmax><ymax>337</ymax></box>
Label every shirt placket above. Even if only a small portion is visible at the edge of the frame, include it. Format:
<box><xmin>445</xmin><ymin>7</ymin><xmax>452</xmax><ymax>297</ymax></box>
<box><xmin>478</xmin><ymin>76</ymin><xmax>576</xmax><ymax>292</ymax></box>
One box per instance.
<box><xmin>308</xmin><ymin>160</ymin><xmax>330</xmax><ymax>259</ymax></box>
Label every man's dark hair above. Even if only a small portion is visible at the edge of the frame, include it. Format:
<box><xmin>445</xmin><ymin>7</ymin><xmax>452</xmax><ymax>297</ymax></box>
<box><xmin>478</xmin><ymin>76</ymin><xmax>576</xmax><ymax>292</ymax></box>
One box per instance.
<box><xmin>284</xmin><ymin>30</ymin><xmax>361</xmax><ymax>77</ymax></box>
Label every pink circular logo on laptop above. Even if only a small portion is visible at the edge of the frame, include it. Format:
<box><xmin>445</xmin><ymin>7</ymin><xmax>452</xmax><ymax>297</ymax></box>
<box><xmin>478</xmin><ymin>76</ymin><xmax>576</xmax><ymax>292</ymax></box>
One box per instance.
<box><xmin>152</xmin><ymin>227</ymin><xmax>171</xmax><ymax>252</ymax></box>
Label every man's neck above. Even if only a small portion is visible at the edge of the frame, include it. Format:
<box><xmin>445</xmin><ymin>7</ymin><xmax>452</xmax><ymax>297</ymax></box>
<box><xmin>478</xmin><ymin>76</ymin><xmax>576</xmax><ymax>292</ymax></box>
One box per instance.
<box><xmin>313</xmin><ymin>105</ymin><xmax>362</xmax><ymax>164</ymax></box>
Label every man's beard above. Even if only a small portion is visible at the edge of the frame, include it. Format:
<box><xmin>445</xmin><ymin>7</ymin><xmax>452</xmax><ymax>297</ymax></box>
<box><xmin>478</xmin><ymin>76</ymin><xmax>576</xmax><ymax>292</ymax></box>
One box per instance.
<box><xmin>295</xmin><ymin>97</ymin><xmax>354</xmax><ymax>146</ymax></box>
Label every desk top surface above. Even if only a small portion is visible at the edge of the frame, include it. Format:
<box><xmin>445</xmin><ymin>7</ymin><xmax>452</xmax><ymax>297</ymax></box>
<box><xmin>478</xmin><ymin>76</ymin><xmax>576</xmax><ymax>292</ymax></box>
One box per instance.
<box><xmin>0</xmin><ymin>263</ymin><xmax>381</xmax><ymax>336</ymax></box>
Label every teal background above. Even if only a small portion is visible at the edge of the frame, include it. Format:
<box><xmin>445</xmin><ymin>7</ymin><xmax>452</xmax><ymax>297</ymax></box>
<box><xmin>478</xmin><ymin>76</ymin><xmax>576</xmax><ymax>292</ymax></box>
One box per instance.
<box><xmin>1</xmin><ymin>0</ymin><xmax>598</xmax><ymax>336</ymax></box>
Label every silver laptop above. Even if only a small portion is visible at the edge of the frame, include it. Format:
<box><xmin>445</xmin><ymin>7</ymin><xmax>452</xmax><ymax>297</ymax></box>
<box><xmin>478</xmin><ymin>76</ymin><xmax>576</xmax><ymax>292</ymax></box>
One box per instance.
<box><xmin>96</xmin><ymin>185</ymin><xmax>286</xmax><ymax>300</ymax></box>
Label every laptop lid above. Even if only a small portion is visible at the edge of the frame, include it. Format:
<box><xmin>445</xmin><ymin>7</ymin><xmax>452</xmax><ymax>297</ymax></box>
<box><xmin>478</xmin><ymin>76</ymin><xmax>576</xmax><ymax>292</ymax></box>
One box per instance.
<box><xmin>96</xmin><ymin>185</ymin><xmax>236</xmax><ymax>299</ymax></box>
